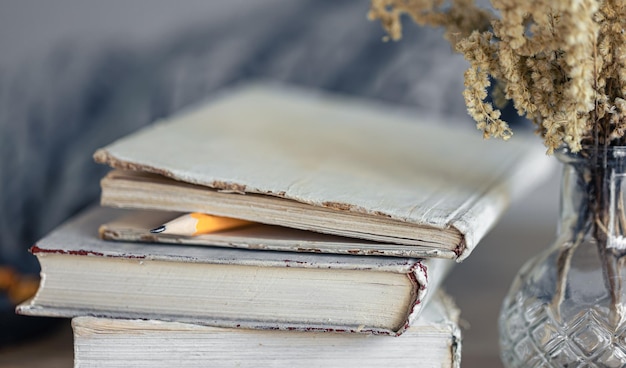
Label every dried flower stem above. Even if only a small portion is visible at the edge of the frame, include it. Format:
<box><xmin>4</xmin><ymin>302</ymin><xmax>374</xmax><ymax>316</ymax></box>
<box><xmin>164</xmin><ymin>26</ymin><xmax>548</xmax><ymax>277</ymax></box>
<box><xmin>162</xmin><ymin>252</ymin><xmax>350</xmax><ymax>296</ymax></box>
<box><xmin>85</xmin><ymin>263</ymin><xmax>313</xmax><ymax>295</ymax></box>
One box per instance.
<box><xmin>552</xmin><ymin>233</ymin><xmax>582</xmax><ymax>321</ymax></box>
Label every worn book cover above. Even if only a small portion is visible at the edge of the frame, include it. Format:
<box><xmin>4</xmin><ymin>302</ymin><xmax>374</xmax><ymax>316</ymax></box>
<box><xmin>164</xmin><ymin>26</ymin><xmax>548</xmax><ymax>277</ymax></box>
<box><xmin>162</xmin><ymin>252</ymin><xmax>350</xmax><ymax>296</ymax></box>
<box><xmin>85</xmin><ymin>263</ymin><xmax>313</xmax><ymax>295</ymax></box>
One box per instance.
<box><xmin>94</xmin><ymin>83</ymin><xmax>553</xmax><ymax>261</ymax></box>
<box><xmin>17</xmin><ymin>207</ymin><xmax>452</xmax><ymax>336</ymax></box>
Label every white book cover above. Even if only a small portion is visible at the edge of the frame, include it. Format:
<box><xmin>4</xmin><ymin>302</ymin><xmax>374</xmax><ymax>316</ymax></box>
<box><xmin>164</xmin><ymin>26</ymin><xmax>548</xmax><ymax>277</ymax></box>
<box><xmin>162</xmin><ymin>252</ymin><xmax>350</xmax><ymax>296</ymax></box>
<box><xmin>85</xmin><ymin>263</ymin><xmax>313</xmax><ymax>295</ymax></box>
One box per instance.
<box><xmin>94</xmin><ymin>82</ymin><xmax>554</xmax><ymax>261</ymax></box>
<box><xmin>18</xmin><ymin>206</ymin><xmax>452</xmax><ymax>336</ymax></box>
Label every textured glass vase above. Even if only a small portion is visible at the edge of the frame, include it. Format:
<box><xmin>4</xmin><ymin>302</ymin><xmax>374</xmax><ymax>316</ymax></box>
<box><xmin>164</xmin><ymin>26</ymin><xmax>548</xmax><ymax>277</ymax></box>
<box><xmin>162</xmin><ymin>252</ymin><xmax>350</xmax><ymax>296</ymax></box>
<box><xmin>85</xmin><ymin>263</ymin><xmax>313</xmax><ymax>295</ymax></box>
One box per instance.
<box><xmin>499</xmin><ymin>146</ymin><xmax>626</xmax><ymax>367</ymax></box>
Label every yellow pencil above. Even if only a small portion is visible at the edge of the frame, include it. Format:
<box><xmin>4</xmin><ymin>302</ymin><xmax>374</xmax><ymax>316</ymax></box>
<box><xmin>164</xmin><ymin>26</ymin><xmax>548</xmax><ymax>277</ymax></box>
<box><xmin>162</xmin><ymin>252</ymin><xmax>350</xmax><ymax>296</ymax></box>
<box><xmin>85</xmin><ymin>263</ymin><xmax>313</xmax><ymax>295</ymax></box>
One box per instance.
<box><xmin>150</xmin><ymin>213</ymin><xmax>254</xmax><ymax>236</ymax></box>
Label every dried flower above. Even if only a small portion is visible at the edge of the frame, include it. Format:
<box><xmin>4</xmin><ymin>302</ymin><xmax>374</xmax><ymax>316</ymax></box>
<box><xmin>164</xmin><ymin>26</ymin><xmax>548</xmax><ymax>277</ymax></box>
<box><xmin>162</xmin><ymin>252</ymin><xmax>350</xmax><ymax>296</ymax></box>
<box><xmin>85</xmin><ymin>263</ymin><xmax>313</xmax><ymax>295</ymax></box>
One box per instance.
<box><xmin>369</xmin><ymin>0</ymin><xmax>626</xmax><ymax>153</ymax></box>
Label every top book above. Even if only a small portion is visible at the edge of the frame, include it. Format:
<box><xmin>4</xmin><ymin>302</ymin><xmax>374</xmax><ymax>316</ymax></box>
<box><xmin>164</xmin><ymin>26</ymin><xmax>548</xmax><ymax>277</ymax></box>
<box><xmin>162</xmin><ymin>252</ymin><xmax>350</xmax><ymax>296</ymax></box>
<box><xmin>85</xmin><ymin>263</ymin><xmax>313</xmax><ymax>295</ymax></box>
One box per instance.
<box><xmin>94</xmin><ymin>82</ymin><xmax>553</xmax><ymax>261</ymax></box>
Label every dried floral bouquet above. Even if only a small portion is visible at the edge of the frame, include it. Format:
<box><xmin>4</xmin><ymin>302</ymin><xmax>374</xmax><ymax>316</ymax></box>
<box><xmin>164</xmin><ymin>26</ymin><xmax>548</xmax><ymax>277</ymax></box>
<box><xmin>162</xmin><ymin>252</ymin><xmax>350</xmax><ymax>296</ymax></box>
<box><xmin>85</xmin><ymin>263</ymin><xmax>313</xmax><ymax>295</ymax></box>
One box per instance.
<box><xmin>369</xmin><ymin>0</ymin><xmax>626</xmax><ymax>325</ymax></box>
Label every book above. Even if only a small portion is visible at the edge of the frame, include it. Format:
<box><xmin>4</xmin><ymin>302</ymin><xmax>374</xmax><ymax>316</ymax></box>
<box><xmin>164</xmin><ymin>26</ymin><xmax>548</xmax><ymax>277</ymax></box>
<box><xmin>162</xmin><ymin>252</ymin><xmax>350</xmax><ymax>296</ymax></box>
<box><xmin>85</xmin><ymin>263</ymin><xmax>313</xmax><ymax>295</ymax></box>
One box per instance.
<box><xmin>99</xmin><ymin>209</ymin><xmax>448</xmax><ymax>258</ymax></box>
<box><xmin>93</xmin><ymin>82</ymin><xmax>553</xmax><ymax>261</ymax></box>
<box><xmin>72</xmin><ymin>290</ymin><xmax>462</xmax><ymax>368</ymax></box>
<box><xmin>17</xmin><ymin>206</ymin><xmax>452</xmax><ymax>336</ymax></box>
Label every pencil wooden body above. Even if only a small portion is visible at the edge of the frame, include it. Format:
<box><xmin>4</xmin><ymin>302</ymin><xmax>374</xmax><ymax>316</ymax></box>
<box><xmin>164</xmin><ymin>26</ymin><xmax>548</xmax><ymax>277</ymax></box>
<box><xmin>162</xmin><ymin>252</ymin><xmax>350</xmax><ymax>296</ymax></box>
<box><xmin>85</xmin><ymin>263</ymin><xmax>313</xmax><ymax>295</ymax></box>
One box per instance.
<box><xmin>152</xmin><ymin>213</ymin><xmax>253</xmax><ymax>236</ymax></box>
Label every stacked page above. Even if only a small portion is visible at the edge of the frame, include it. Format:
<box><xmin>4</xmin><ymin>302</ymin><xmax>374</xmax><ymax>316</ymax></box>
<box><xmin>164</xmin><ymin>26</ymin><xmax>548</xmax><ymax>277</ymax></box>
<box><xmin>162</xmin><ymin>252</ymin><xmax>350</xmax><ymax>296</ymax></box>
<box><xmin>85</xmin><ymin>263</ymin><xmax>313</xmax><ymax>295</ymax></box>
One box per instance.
<box><xmin>18</xmin><ymin>82</ymin><xmax>555</xmax><ymax>367</ymax></box>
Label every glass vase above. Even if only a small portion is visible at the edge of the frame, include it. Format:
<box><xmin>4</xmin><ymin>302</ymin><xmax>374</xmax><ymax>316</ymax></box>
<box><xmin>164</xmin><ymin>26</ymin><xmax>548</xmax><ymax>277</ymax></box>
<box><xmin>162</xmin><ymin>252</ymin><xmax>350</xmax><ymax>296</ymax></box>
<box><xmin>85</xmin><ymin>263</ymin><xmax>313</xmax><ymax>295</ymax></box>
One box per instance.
<box><xmin>499</xmin><ymin>146</ymin><xmax>626</xmax><ymax>367</ymax></box>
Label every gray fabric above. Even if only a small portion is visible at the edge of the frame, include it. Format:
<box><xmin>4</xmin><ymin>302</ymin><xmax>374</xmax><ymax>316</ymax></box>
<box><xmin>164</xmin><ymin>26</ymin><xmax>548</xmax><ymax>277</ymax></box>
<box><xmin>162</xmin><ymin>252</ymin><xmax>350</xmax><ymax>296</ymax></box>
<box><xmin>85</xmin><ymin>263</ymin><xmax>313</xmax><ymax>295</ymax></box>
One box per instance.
<box><xmin>0</xmin><ymin>1</ymin><xmax>520</xmax><ymax>272</ymax></box>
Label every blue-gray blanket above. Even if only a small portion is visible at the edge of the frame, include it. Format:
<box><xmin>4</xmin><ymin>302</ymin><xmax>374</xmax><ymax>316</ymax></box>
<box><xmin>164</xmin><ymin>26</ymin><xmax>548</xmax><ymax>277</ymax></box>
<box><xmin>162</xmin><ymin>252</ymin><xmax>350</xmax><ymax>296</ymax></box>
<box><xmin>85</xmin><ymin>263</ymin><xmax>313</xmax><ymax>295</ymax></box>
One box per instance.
<box><xmin>0</xmin><ymin>1</ymin><xmax>523</xmax><ymax>273</ymax></box>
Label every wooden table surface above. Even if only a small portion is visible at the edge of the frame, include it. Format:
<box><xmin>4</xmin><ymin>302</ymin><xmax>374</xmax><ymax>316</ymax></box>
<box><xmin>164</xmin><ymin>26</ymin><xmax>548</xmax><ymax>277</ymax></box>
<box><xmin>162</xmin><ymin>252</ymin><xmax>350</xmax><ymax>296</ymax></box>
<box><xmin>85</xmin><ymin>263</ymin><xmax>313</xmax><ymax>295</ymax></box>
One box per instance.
<box><xmin>0</xmin><ymin>170</ymin><xmax>560</xmax><ymax>368</ymax></box>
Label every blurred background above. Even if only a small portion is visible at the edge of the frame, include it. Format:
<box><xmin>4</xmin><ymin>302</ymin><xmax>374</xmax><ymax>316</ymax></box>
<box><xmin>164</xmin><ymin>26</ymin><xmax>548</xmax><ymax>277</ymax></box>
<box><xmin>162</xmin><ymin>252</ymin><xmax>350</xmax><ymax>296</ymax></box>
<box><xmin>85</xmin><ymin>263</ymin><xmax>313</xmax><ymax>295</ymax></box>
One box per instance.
<box><xmin>0</xmin><ymin>1</ymin><xmax>559</xmax><ymax>367</ymax></box>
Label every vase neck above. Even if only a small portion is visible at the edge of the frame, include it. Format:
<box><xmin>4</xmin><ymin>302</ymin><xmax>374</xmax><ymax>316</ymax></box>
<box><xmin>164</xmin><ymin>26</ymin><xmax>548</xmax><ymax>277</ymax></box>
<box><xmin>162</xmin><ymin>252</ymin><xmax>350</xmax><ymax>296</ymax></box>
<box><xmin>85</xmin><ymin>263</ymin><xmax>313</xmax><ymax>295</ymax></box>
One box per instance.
<box><xmin>558</xmin><ymin>147</ymin><xmax>626</xmax><ymax>250</ymax></box>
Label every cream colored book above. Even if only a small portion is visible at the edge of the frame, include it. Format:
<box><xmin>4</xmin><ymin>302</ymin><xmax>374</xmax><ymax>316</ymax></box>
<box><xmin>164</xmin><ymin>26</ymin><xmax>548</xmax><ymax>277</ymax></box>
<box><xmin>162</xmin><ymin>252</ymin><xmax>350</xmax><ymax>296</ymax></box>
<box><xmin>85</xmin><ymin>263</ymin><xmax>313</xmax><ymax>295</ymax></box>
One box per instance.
<box><xmin>99</xmin><ymin>209</ymin><xmax>432</xmax><ymax>258</ymax></box>
<box><xmin>17</xmin><ymin>206</ymin><xmax>452</xmax><ymax>336</ymax></box>
<box><xmin>72</xmin><ymin>290</ymin><xmax>462</xmax><ymax>368</ymax></box>
<box><xmin>93</xmin><ymin>82</ymin><xmax>553</xmax><ymax>261</ymax></box>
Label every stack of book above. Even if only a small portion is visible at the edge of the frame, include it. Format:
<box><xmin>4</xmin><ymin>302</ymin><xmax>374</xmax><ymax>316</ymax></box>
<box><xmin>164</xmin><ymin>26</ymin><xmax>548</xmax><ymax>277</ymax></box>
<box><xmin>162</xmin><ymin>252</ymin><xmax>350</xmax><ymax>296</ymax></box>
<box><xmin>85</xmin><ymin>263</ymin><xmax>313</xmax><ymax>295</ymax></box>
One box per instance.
<box><xmin>17</xmin><ymin>83</ymin><xmax>552</xmax><ymax>367</ymax></box>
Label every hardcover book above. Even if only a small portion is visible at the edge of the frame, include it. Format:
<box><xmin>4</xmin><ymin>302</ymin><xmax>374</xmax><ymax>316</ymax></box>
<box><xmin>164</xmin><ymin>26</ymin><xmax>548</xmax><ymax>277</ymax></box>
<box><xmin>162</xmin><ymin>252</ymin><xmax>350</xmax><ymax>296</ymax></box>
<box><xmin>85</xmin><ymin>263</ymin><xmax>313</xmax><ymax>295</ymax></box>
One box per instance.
<box><xmin>99</xmin><ymin>209</ymin><xmax>431</xmax><ymax>258</ymax></box>
<box><xmin>17</xmin><ymin>207</ymin><xmax>452</xmax><ymax>336</ymax></box>
<box><xmin>93</xmin><ymin>82</ymin><xmax>553</xmax><ymax>261</ymax></box>
<box><xmin>72</xmin><ymin>290</ymin><xmax>462</xmax><ymax>368</ymax></box>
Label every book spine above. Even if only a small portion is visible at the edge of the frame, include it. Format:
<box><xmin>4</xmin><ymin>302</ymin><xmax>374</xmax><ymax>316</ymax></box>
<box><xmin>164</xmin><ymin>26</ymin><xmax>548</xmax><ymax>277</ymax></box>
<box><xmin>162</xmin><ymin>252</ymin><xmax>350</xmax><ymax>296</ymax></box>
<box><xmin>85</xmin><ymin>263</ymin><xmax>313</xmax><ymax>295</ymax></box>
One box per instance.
<box><xmin>395</xmin><ymin>261</ymin><xmax>428</xmax><ymax>336</ymax></box>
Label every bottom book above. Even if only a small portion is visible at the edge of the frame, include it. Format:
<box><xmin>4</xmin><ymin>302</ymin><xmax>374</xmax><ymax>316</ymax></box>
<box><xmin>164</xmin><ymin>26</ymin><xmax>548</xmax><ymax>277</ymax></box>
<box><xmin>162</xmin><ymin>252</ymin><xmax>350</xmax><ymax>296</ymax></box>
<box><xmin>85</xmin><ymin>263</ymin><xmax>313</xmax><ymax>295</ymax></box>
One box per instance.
<box><xmin>72</xmin><ymin>290</ymin><xmax>462</xmax><ymax>368</ymax></box>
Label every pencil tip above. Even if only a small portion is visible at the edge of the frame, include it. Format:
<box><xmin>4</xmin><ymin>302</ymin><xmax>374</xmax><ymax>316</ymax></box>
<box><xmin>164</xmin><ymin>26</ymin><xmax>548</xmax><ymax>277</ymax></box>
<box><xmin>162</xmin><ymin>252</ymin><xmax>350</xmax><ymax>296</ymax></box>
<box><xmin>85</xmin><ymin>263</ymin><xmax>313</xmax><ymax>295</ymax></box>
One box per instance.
<box><xmin>150</xmin><ymin>225</ymin><xmax>166</xmax><ymax>234</ymax></box>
